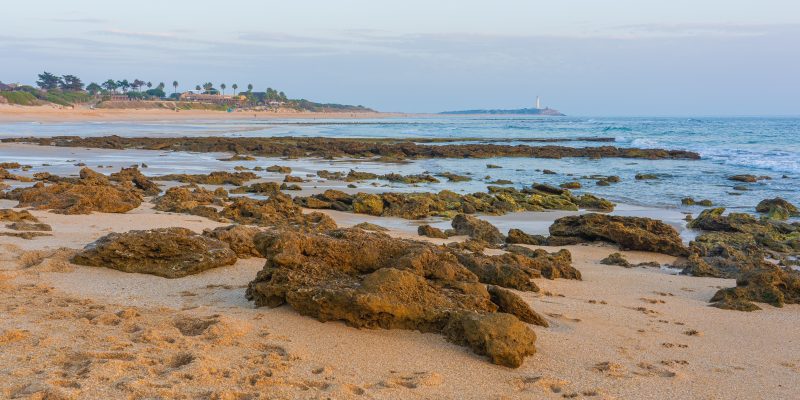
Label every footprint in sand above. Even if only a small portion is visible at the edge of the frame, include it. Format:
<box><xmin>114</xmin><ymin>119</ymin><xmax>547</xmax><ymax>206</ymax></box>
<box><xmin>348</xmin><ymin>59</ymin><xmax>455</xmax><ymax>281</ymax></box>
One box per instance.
<box><xmin>510</xmin><ymin>375</ymin><xmax>571</xmax><ymax>394</ymax></box>
<box><xmin>374</xmin><ymin>371</ymin><xmax>444</xmax><ymax>389</ymax></box>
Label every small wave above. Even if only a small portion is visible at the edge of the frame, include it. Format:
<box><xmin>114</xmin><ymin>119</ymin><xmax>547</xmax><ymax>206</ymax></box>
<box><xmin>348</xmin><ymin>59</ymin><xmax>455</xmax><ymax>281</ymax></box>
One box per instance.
<box><xmin>602</xmin><ymin>126</ymin><xmax>633</xmax><ymax>132</ymax></box>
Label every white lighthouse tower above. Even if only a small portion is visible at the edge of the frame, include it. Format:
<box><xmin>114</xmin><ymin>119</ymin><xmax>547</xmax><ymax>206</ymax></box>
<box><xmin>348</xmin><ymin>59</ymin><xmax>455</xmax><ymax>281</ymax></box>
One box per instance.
<box><xmin>535</xmin><ymin>96</ymin><xmax>541</xmax><ymax>109</ymax></box>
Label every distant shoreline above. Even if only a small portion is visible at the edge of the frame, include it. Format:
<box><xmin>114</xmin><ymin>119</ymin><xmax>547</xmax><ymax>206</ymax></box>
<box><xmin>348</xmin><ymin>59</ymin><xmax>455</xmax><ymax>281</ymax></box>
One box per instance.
<box><xmin>0</xmin><ymin>104</ymin><xmax>412</xmax><ymax>123</ymax></box>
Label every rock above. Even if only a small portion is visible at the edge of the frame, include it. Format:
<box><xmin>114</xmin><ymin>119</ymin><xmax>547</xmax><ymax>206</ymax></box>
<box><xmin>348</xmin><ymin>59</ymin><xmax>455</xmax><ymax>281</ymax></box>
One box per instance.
<box><xmin>437</xmin><ymin>172</ymin><xmax>471</xmax><ymax>182</ymax></box>
<box><xmin>576</xmin><ymin>194</ymin><xmax>615</xmax><ymax>211</ymax></box>
<box><xmin>153</xmin><ymin>185</ymin><xmax>226</xmax><ymax>221</ymax></box>
<box><xmin>600</xmin><ymin>252</ymin><xmax>632</xmax><ymax>267</ymax></box>
<box><xmin>222</xmin><ymin>194</ymin><xmax>337</xmax><ymax>232</ymax></box>
<box><xmin>560</xmin><ymin>181</ymin><xmax>581</xmax><ymax>189</ymax></box>
<box><xmin>280</xmin><ymin>183</ymin><xmax>302</xmax><ymax>191</ymax></box>
<box><xmin>486</xmin><ymin>164</ymin><xmax>502</xmax><ymax>169</ymax></box>
<box><xmin>0</xmin><ymin>209</ymin><xmax>39</xmax><ymax>222</ymax></box>
<box><xmin>682</xmin><ymin>198</ymin><xmax>713</xmax><ymax>206</ymax></box>
<box><xmin>710</xmin><ymin>267</ymin><xmax>800</xmax><ymax>309</ymax></box>
<box><xmin>230</xmin><ymin>182</ymin><xmax>281</xmax><ymax>195</ymax></box>
<box><xmin>487</xmin><ymin>286</ymin><xmax>548</xmax><ymax>327</ymax></box>
<box><xmin>443</xmin><ymin>311</ymin><xmax>537</xmax><ymax>368</ymax></box>
<box><xmin>72</xmin><ymin>227</ymin><xmax>237</xmax><ymax>278</ymax></box>
<box><xmin>504</xmin><ymin>246</ymin><xmax>580</xmax><ymax>280</ymax></box>
<box><xmin>635</xmin><ymin>173</ymin><xmax>658</xmax><ymax>180</ymax></box>
<box><xmin>531</xmin><ymin>183</ymin><xmax>565</xmax><ymax>195</ymax></box>
<box><xmin>506</xmin><ymin>229</ymin><xmax>545</xmax><ymax>245</ymax></box>
<box><xmin>352</xmin><ymin>193</ymin><xmax>384</xmax><ymax>216</ymax></box>
<box><xmin>755</xmin><ymin>198</ymin><xmax>799</xmax><ymax>221</ymax></box>
<box><xmin>351</xmin><ymin>222</ymin><xmax>388</xmax><ymax>231</ymax></box>
<box><xmin>6</xmin><ymin>169</ymin><xmax>142</xmax><ymax>214</ymax></box>
<box><xmin>418</xmin><ymin>224</ymin><xmax>449</xmax><ymax>239</ymax></box>
<box><xmin>109</xmin><ymin>167</ymin><xmax>161</xmax><ymax>196</ymax></box>
<box><xmin>488</xmin><ymin>179</ymin><xmax>513</xmax><ymax>185</ymax></box>
<box><xmin>452</xmin><ymin>214</ymin><xmax>504</xmax><ymax>244</ymax></box>
<box><xmin>687</xmin><ymin>208</ymin><xmax>758</xmax><ymax>232</ymax></box>
<box><xmin>283</xmin><ymin>175</ymin><xmax>303</xmax><ymax>183</ymax></box>
<box><xmin>154</xmin><ymin>171</ymin><xmax>257</xmax><ymax>186</ymax></box>
<box><xmin>456</xmin><ymin>252</ymin><xmax>542</xmax><ymax>291</ymax></box>
<box><xmin>246</xmin><ymin>228</ymin><xmax>540</xmax><ymax>367</ymax></box>
<box><xmin>202</xmin><ymin>225</ymin><xmax>263</xmax><ymax>258</ymax></box>
<box><xmin>542</xmin><ymin>169</ymin><xmax>557</xmax><ymax>175</ymax></box>
<box><xmin>266</xmin><ymin>165</ymin><xmax>292</xmax><ymax>173</ymax></box>
<box><xmin>218</xmin><ymin>154</ymin><xmax>256</xmax><ymax>161</ymax></box>
<box><xmin>728</xmin><ymin>174</ymin><xmax>758</xmax><ymax>183</ymax></box>
<box><xmin>345</xmin><ymin>170</ymin><xmax>378</xmax><ymax>181</ymax></box>
<box><xmin>6</xmin><ymin>222</ymin><xmax>52</xmax><ymax>231</ymax></box>
<box><xmin>549</xmin><ymin>213</ymin><xmax>688</xmax><ymax>256</ymax></box>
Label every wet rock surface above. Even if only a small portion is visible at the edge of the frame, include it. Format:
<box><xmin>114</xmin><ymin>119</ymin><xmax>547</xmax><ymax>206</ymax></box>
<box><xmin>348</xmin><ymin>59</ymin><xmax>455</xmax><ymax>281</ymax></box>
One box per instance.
<box><xmin>7</xmin><ymin>136</ymin><xmax>702</xmax><ymax>160</ymax></box>
<box><xmin>418</xmin><ymin>224</ymin><xmax>449</xmax><ymax>239</ymax></box>
<box><xmin>452</xmin><ymin>214</ymin><xmax>505</xmax><ymax>245</ymax></box>
<box><xmin>202</xmin><ymin>225</ymin><xmax>264</xmax><ymax>258</ymax></box>
<box><xmin>245</xmin><ymin>228</ymin><xmax>541</xmax><ymax>367</ymax></box>
<box><xmin>755</xmin><ymin>197</ymin><xmax>798</xmax><ymax>221</ymax></box>
<box><xmin>506</xmin><ymin>229</ymin><xmax>545</xmax><ymax>245</ymax></box>
<box><xmin>72</xmin><ymin>227</ymin><xmax>238</xmax><ymax>278</ymax></box>
<box><xmin>549</xmin><ymin>213</ymin><xmax>688</xmax><ymax>256</ymax></box>
<box><xmin>154</xmin><ymin>171</ymin><xmax>258</xmax><ymax>186</ymax></box>
<box><xmin>153</xmin><ymin>185</ymin><xmax>227</xmax><ymax>221</ymax></box>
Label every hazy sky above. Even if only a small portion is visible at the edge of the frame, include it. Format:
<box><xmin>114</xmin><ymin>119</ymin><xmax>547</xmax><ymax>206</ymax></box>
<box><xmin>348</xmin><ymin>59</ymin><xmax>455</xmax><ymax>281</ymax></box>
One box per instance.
<box><xmin>3</xmin><ymin>0</ymin><xmax>799</xmax><ymax>115</ymax></box>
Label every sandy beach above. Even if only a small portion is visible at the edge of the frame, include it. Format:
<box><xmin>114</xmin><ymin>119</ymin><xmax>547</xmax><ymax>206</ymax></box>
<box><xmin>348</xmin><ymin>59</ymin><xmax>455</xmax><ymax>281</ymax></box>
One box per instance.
<box><xmin>1</xmin><ymin>199</ymin><xmax>798</xmax><ymax>399</ymax></box>
<box><xmin>0</xmin><ymin>104</ymin><xmax>409</xmax><ymax>123</ymax></box>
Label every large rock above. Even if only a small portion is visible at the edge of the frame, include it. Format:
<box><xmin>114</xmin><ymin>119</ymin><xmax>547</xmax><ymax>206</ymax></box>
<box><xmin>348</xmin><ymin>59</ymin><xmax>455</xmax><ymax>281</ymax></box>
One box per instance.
<box><xmin>6</xmin><ymin>168</ymin><xmax>142</xmax><ymax>214</ymax></box>
<box><xmin>452</xmin><ymin>214</ymin><xmax>505</xmax><ymax>244</ymax></box>
<box><xmin>710</xmin><ymin>267</ymin><xmax>800</xmax><ymax>310</ymax></box>
<box><xmin>222</xmin><ymin>194</ymin><xmax>337</xmax><ymax>231</ymax></box>
<box><xmin>153</xmin><ymin>185</ymin><xmax>226</xmax><ymax>221</ymax></box>
<box><xmin>246</xmin><ymin>228</ymin><xmax>542</xmax><ymax>367</ymax></box>
<box><xmin>352</xmin><ymin>193</ymin><xmax>384</xmax><ymax>216</ymax></box>
<box><xmin>549</xmin><ymin>213</ymin><xmax>688</xmax><ymax>256</ymax></box>
<box><xmin>109</xmin><ymin>166</ymin><xmax>160</xmax><ymax>196</ymax></box>
<box><xmin>506</xmin><ymin>229</ymin><xmax>545</xmax><ymax>245</ymax></box>
<box><xmin>72</xmin><ymin>227</ymin><xmax>237</xmax><ymax>278</ymax></box>
<box><xmin>203</xmin><ymin>225</ymin><xmax>263</xmax><ymax>258</ymax></box>
<box><xmin>755</xmin><ymin>197</ymin><xmax>799</xmax><ymax>221</ymax></box>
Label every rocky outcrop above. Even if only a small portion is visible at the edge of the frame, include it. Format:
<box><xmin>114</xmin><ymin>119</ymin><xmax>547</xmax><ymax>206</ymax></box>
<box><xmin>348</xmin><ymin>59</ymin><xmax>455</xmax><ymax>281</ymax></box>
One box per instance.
<box><xmin>230</xmin><ymin>182</ymin><xmax>281</xmax><ymax>195</ymax></box>
<box><xmin>710</xmin><ymin>267</ymin><xmax>800</xmax><ymax>310</ymax></box>
<box><xmin>152</xmin><ymin>185</ymin><xmax>227</xmax><ymax>221</ymax></box>
<box><xmin>245</xmin><ymin>228</ymin><xmax>540</xmax><ymax>367</ymax></box>
<box><xmin>755</xmin><ymin>197</ymin><xmax>799</xmax><ymax>221</ymax></box>
<box><xmin>9</xmin><ymin>136</ymin><xmax>701</xmax><ymax>161</ymax></box>
<box><xmin>418</xmin><ymin>224</ymin><xmax>449</xmax><ymax>239</ymax></box>
<box><xmin>5</xmin><ymin>168</ymin><xmax>142</xmax><ymax>214</ymax></box>
<box><xmin>221</xmin><ymin>194</ymin><xmax>337</xmax><ymax>231</ymax></box>
<box><xmin>503</xmin><ymin>246</ymin><xmax>580</xmax><ymax>280</ymax></box>
<box><xmin>72</xmin><ymin>227</ymin><xmax>237</xmax><ymax>278</ymax></box>
<box><xmin>452</xmin><ymin>214</ymin><xmax>504</xmax><ymax>244</ymax></box>
<box><xmin>202</xmin><ymin>225</ymin><xmax>263</xmax><ymax>258</ymax></box>
<box><xmin>600</xmin><ymin>252</ymin><xmax>632</xmax><ymax>267</ymax></box>
<box><xmin>506</xmin><ymin>229</ymin><xmax>545</xmax><ymax>245</ymax></box>
<box><xmin>549</xmin><ymin>213</ymin><xmax>688</xmax><ymax>256</ymax></box>
<box><xmin>109</xmin><ymin>166</ymin><xmax>161</xmax><ymax>196</ymax></box>
<box><xmin>0</xmin><ymin>209</ymin><xmax>39</xmax><ymax>222</ymax></box>
<box><xmin>154</xmin><ymin>171</ymin><xmax>258</xmax><ymax>186</ymax></box>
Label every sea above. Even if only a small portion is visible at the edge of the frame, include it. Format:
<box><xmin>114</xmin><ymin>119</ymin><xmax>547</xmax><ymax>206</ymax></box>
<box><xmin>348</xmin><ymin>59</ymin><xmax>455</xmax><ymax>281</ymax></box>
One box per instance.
<box><xmin>0</xmin><ymin>116</ymin><xmax>798</xmax><ymax>218</ymax></box>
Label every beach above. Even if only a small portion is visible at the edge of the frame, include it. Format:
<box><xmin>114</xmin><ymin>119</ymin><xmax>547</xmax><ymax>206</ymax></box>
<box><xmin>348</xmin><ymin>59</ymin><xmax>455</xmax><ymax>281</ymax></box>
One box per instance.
<box><xmin>1</xmin><ymin>114</ymin><xmax>799</xmax><ymax>399</ymax></box>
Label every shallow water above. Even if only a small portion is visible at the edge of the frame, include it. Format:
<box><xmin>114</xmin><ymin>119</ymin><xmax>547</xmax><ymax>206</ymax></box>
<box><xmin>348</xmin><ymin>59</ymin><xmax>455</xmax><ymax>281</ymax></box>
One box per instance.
<box><xmin>0</xmin><ymin>116</ymin><xmax>798</xmax><ymax>214</ymax></box>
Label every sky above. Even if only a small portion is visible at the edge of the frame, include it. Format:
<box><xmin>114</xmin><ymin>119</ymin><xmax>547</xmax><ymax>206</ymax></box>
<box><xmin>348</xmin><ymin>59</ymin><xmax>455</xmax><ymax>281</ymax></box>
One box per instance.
<box><xmin>2</xmin><ymin>0</ymin><xmax>799</xmax><ymax>115</ymax></box>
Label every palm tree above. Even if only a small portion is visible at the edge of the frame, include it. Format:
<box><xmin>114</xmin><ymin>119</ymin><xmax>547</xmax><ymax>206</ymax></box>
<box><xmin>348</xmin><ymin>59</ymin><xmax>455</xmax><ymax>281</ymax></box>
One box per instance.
<box><xmin>102</xmin><ymin>79</ymin><xmax>117</xmax><ymax>93</ymax></box>
<box><xmin>220</xmin><ymin>83</ymin><xmax>226</xmax><ymax>95</ymax></box>
<box><xmin>172</xmin><ymin>81</ymin><xmax>179</xmax><ymax>95</ymax></box>
<box><xmin>232</xmin><ymin>83</ymin><xmax>238</xmax><ymax>96</ymax></box>
<box><xmin>247</xmin><ymin>83</ymin><xmax>253</xmax><ymax>93</ymax></box>
<box><xmin>195</xmin><ymin>85</ymin><xmax>201</xmax><ymax>91</ymax></box>
<box><xmin>157</xmin><ymin>82</ymin><xmax>165</xmax><ymax>90</ymax></box>
<box><xmin>146</xmin><ymin>81</ymin><xmax>152</xmax><ymax>90</ymax></box>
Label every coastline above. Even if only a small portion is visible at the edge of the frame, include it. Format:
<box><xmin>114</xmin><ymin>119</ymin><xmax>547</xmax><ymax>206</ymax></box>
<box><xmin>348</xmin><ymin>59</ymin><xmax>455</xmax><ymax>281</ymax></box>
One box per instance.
<box><xmin>0</xmin><ymin>104</ymin><xmax>413</xmax><ymax>123</ymax></box>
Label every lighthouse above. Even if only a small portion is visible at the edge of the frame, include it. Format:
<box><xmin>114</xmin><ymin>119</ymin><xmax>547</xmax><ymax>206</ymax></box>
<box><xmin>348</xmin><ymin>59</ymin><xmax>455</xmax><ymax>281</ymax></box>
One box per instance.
<box><xmin>535</xmin><ymin>96</ymin><xmax>541</xmax><ymax>109</ymax></box>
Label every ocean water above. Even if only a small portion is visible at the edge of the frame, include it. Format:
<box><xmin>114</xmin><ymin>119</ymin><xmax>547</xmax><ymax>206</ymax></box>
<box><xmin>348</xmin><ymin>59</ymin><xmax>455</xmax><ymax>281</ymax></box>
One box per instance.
<box><xmin>0</xmin><ymin>116</ymin><xmax>798</xmax><ymax>215</ymax></box>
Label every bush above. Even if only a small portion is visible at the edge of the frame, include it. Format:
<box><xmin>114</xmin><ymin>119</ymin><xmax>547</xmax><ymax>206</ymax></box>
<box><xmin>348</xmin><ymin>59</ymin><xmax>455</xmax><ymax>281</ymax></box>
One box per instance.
<box><xmin>0</xmin><ymin>91</ymin><xmax>40</xmax><ymax>105</ymax></box>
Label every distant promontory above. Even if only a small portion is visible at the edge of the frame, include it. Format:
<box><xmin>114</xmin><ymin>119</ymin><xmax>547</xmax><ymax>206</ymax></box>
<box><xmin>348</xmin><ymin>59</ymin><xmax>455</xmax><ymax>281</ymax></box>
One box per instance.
<box><xmin>440</xmin><ymin>107</ymin><xmax>565</xmax><ymax>116</ymax></box>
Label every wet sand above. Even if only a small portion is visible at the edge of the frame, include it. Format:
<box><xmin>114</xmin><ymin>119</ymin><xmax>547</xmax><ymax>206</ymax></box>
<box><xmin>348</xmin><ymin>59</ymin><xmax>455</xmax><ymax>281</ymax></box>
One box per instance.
<box><xmin>1</xmin><ymin>196</ymin><xmax>799</xmax><ymax>399</ymax></box>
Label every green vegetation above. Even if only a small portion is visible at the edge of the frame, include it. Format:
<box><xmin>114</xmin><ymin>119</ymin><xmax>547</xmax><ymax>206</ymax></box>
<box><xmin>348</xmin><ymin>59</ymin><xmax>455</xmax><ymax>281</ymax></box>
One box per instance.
<box><xmin>0</xmin><ymin>91</ymin><xmax>40</xmax><ymax>106</ymax></box>
<box><xmin>43</xmin><ymin>90</ymin><xmax>92</xmax><ymax>106</ymax></box>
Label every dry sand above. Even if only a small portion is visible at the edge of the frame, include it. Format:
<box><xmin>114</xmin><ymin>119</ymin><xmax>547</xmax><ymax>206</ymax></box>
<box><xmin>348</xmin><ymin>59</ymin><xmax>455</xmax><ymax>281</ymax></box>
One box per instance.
<box><xmin>1</xmin><ymin>199</ymin><xmax>798</xmax><ymax>399</ymax></box>
<box><xmin>0</xmin><ymin>104</ymin><xmax>410</xmax><ymax>123</ymax></box>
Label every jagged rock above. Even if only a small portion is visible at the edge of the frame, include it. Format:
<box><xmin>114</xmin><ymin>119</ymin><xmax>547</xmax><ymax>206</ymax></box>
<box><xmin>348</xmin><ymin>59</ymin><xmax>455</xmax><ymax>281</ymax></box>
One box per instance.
<box><xmin>246</xmin><ymin>228</ymin><xmax>540</xmax><ymax>367</ymax></box>
<box><xmin>230</xmin><ymin>182</ymin><xmax>281</xmax><ymax>195</ymax></box>
<box><xmin>506</xmin><ymin>229</ymin><xmax>545</xmax><ymax>245</ymax></box>
<box><xmin>756</xmin><ymin>197</ymin><xmax>798</xmax><ymax>221</ymax></box>
<box><xmin>600</xmin><ymin>252</ymin><xmax>632</xmax><ymax>267</ymax></box>
<box><xmin>283</xmin><ymin>175</ymin><xmax>303</xmax><ymax>183</ymax></box>
<box><xmin>687</xmin><ymin>208</ymin><xmax>758</xmax><ymax>232</ymax></box>
<box><xmin>560</xmin><ymin>181</ymin><xmax>581</xmax><ymax>189</ymax></box>
<box><xmin>443</xmin><ymin>311</ymin><xmax>537</xmax><ymax>368</ymax></box>
<box><xmin>222</xmin><ymin>194</ymin><xmax>337</xmax><ymax>231</ymax></box>
<box><xmin>418</xmin><ymin>224</ymin><xmax>449</xmax><ymax>239</ymax></box>
<box><xmin>109</xmin><ymin>167</ymin><xmax>161</xmax><ymax>196</ymax></box>
<box><xmin>6</xmin><ymin>168</ymin><xmax>142</xmax><ymax>214</ymax></box>
<box><xmin>452</xmin><ymin>214</ymin><xmax>504</xmax><ymax>244</ymax></box>
<box><xmin>6</xmin><ymin>222</ymin><xmax>52</xmax><ymax>231</ymax></box>
<box><xmin>351</xmin><ymin>222</ymin><xmax>388</xmax><ymax>231</ymax></box>
<box><xmin>153</xmin><ymin>185</ymin><xmax>226</xmax><ymax>221</ymax></box>
<box><xmin>72</xmin><ymin>227</ymin><xmax>237</xmax><ymax>278</ymax></box>
<box><xmin>487</xmin><ymin>285</ymin><xmax>548</xmax><ymax>327</ymax></box>
<box><xmin>549</xmin><ymin>213</ymin><xmax>688</xmax><ymax>256</ymax></box>
<box><xmin>154</xmin><ymin>171</ymin><xmax>257</xmax><ymax>186</ymax></box>
<box><xmin>203</xmin><ymin>225</ymin><xmax>263</xmax><ymax>258</ymax></box>
<box><xmin>352</xmin><ymin>193</ymin><xmax>384</xmax><ymax>216</ymax></box>
<box><xmin>576</xmin><ymin>194</ymin><xmax>615</xmax><ymax>211</ymax></box>
<box><xmin>710</xmin><ymin>267</ymin><xmax>800</xmax><ymax>309</ymax></box>
<box><xmin>504</xmin><ymin>246</ymin><xmax>580</xmax><ymax>280</ymax></box>
<box><xmin>0</xmin><ymin>209</ymin><xmax>39</xmax><ymax>222</ymax></box>
<box><xmin>266</xmin><ymin>165</ymin><xmax>292</xmax><ymax>173</ymax></box>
